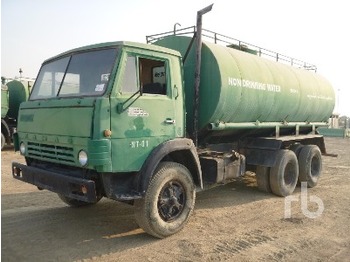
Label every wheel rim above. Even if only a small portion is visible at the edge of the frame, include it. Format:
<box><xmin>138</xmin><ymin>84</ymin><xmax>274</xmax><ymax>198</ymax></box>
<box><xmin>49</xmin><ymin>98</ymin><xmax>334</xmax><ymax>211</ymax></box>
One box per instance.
<box><xmin>157</xmin><ymin>180</ymin><xmax>186</xmax><ymax>222</ymax></box>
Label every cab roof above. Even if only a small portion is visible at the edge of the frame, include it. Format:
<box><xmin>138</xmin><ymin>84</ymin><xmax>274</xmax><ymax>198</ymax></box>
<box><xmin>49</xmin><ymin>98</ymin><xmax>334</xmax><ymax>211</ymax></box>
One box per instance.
<box><xmin>43</xmin><ymin>41</ymin><xmax>181</xmax><ymax>64</ymax></box>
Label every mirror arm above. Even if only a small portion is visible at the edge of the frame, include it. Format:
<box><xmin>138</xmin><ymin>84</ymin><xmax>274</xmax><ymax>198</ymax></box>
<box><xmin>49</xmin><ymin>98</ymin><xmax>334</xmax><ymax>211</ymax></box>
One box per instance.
<box><xmin>116</xmin><ymin>89</ymin><xmax>141</xmax><ymax>114</ymax></box>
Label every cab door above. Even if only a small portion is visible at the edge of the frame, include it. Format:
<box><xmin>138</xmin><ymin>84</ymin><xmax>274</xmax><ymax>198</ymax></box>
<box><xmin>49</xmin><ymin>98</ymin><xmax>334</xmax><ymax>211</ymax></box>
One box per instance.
<box><xmin>110</xmin><ymin>51</ymin><xmax>179</xmax><ymax>172</ymax></box>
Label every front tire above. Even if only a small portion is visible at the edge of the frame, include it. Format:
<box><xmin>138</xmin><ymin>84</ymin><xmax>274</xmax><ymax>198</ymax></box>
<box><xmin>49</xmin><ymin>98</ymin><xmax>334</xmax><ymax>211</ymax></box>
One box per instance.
<box><xmin>134</xmin><ymin>161</ymin><xmax>196</xmax><ymax>238</ymax></box>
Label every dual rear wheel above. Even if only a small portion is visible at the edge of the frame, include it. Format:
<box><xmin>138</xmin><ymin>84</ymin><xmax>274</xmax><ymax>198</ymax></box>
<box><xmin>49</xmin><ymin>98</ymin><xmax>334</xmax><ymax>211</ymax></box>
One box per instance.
<box><xmin>256</xmin><ymin>145</ymin><xmax>322</xmax><ymax>197</ymax></box>
<box><xmin>298</xmin><ymin>145</ymin><xmax>322</xmax><ymax>188</ymax></box>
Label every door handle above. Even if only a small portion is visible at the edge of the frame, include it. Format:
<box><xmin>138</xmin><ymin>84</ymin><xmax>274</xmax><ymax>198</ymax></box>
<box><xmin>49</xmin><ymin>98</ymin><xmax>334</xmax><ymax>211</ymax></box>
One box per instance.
<box><xmin>164</xmin><ymin>118</ymin><xmax>176</xmax><ymax>125</ymax></box>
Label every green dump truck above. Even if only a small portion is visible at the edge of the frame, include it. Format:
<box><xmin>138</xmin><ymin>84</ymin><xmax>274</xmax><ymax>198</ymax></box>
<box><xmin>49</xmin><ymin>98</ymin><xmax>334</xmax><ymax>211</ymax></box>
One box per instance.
<box><xmin>1</xmin><ymin>78</ymin><xmax>32</xmax><ymax>149</ymax></box>
<box><xmin>12</xmin><ymin>6</ymin><xmax>335</xmax><ymax>238</ymax></box>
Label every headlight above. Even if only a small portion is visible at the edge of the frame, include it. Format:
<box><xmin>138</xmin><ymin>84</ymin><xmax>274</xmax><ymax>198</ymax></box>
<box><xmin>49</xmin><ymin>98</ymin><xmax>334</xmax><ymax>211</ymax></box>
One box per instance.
<box><xmin>78</xmin><ymin>150</ymin><xmax>88</xmax><ymax>166</ymax></box>
<box><xmin>19</xmin><ymin>142</ymin><xmax>26</xmax><ymax>155</ymax></box>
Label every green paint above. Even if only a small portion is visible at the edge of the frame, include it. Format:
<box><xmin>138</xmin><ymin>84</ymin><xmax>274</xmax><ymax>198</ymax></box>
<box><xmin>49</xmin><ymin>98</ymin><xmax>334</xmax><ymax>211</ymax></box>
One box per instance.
<box><xmin>155</xmin><ymin>36</ymin><xmax>335</xmax><ymax>135</ymax></box>
<box><xmin>1</xmin><ymin>86</ymin><xmax>9</xmax><ymax>118</ymax></box>
<box><xmin>15</xmin><ymin>35</ymin><xmax>335</xmax><ymax>173</ymax></box>
<box><xmin>16</xmin><ymin>41</ymin><xmax>184</xmax><ymax>173</ymax></box>
<box><xmin>6</xmin><ymin>80</ymin><xmax>30</xmax><ymax>120</ymax></box>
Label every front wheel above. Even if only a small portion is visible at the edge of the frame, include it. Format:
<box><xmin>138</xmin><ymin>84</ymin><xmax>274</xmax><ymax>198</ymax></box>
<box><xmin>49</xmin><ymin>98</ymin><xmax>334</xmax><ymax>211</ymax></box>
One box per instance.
<box><xmin>134</xmin><ymin>161</ymin><xmax>196</xmax><ymax>238</ymax></box>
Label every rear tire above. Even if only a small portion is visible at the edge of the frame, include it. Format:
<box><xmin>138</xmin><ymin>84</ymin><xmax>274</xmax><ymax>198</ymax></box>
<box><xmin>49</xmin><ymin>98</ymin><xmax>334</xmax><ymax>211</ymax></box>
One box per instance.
<box><xmin>289</xmin><ymin>143</ymin><xmax>304</xmax><ymax>186</ymax></box>
<box><xmin>1</xmin><ymin>132</ymin><xmax>6</xmax><ymax>150</ymax></box>
<box><xmin>134</xmin><ymin>161</ymin><xmax>195</xmax><ymax>238</ymax></box>
<box><xmin>256</xmin><ymin>166</ymin><xmax>272</xmax><ymax>193</ymax></box>
<box><xmin>58</xmin><ymin>194</ymin><xmax>102</xmax><ymax>207</ymax></box>
<box><xmin>270</xmin><ymin>150</ymin><xmax>299</xmax><ymax>197</ymax></box>
<box><xmin>298</xmin><ymin>145</ymin><xmax>322</xmax><ymax>188</ymax></box>
<box><xmin>289</xmin><ymin>143</ymin><xmax>303</xmax><ymax>157</ymax></box>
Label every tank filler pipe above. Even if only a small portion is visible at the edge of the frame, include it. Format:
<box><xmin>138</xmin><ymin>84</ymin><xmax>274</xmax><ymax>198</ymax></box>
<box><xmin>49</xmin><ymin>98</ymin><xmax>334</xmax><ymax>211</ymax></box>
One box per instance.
<box><xmin>193</xmin><ymin>3</ymin><xmax>213</xmax><ymax>146</ymax></box>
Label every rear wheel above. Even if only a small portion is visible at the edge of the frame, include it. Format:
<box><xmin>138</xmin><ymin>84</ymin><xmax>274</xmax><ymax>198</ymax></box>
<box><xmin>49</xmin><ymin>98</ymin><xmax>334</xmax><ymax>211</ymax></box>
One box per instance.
<box><xmin>289</xmin><ymin>143</ymin><xmax>303</xmax><ymax>157</ymax></box>
<box><xmin>58</xmin><ymin>194</ymin><xmax>102</xmax><ymax>207</ymax></box>
<box><xmin>1</xmin><ymin>132</ymin><xmax>6</xmax><ymax>150</ymax></box>
<box><xmin>256</xmin><ymin>166</ymin><xmax>271</xmax><ymax>193</ymax></box>
<box><xmin>298</xmin><ymin>145</ymin><xmax>322</xmax><ymax>188</ymax></box>
<box><xmin>270</xmin><ymin>150</ymin><xmax>299</xmax><ymax>197</ymax></box>
<box><xmin>289</xmin><ymin>143</ymin><xmax>304</xmax><ymax>185</ymax></box>
<box><xmin>134</xmin><ymin>161</ymin><xmax>195</xmax><ymax>238</ymax></box>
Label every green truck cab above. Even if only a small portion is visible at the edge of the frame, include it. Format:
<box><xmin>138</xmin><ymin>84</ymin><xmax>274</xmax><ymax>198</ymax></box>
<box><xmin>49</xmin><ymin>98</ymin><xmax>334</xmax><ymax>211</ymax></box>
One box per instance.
<box><xmin>12</xmin><ymin>6</ymin><xmax>335</xmax><ymax>238</ymax></box>
<box><xmin>13</xmin><ymin>41</ymin><xmax>201</xmax><ymax>237</ymax></box>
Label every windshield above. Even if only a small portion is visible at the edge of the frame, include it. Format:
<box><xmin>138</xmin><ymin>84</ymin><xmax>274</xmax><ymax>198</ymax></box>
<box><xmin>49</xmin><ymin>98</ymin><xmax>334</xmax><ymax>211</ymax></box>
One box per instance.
<box><xmin>30</xmin><ymin>48</ymin><xmax>118</xmax><ymax>100</ymax></box>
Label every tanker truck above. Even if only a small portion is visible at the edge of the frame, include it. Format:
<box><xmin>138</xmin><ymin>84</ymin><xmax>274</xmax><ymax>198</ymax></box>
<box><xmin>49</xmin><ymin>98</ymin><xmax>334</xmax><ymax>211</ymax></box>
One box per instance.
<box><xmin>12</xmin><ymin>5</ymin><xmax>335</xmax><ymax>238</ymax></box>
<box><xmin>1</xmin><ymin>78</ymin><xmax>32</xmax><ymax>149</ymax></box>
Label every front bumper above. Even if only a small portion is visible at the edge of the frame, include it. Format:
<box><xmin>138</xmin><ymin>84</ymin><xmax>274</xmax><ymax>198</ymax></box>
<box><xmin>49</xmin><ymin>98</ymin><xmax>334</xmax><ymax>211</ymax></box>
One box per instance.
<box><xmin>12</xmin><ymin>162</ymin><xmax>98</xmax><ymax>203</ymax></box>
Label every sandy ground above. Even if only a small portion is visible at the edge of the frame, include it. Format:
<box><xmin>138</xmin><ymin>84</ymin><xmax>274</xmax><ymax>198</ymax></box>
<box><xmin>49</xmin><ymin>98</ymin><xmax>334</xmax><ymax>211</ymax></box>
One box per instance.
<box><xmin>1</xmin><ymin>137</ymin><xmax>350</xmax><ymax>261</ymax></box>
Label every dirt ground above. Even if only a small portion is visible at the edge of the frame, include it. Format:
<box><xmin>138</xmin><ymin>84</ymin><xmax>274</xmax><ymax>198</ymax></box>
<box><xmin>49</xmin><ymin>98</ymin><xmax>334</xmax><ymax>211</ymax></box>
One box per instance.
<box><xmin>1</xmin><ymin>137</ymin><xmax>350</xmax><ymax>261</ymax></box>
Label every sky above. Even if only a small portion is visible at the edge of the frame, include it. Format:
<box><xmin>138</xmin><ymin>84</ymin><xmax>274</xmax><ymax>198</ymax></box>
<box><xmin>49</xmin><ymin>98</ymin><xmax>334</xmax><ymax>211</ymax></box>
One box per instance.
<box><xmin>1</xmin><ymin>0</ymin><xmax>349</xmax><ymax>116</ymax></box>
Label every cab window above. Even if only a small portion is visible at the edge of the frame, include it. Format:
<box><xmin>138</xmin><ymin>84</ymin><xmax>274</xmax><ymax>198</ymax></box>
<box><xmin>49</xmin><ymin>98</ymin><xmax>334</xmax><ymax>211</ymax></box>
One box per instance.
<box><xmin>121</xmin><ymin>55</ymin><xmax>167</xmax><ymax>95</ymax></box>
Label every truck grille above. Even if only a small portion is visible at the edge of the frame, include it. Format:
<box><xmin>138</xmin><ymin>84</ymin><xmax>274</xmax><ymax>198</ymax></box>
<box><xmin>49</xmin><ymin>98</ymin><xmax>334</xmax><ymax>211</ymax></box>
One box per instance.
<box><xmin>27</xmin><ymin>142</ymin><xmax>75</xmax><ymax>164</ymax></box>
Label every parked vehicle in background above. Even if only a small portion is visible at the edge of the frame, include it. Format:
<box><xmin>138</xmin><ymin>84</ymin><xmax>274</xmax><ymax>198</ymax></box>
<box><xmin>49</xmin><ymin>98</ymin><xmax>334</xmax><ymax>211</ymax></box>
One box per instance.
<box><xmin>1</xmin><ymin>77</ymin><xmax>33</xmax><ymax>149</ymax></box>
